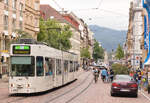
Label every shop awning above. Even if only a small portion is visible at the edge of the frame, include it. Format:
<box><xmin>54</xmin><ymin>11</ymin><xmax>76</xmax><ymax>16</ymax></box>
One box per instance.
<box><xmin>144</xmin><ymin>53</ymin><xmax>150</xmax><ymax>65</ymax></box>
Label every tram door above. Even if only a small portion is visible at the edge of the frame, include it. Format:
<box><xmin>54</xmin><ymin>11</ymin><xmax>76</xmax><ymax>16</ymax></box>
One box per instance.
<box><xmin>56</xmin><ymin>59</ymin><xmax>62</xmax><ymax>86</ymax></box>
<box><xmin>69</xmin><ymin>61</ymin><xmax>74</xmax><ymax>81</ymax></box>
<box><xmin>45</xmin><ymin>58</ymin><xmax>54</xmax><ymax>89</ymax></box>
<box><xmin>64</xmin><ymin>60</ymin><xmax>69</xmax><ymax>84</ymax></box>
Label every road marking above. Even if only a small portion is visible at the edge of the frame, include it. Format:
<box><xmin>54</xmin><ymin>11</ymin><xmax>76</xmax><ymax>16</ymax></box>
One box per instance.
<box><xmin>140</xmin><ymin>90</ymin><xmax>150</xmax><ymax>101</ymax></box>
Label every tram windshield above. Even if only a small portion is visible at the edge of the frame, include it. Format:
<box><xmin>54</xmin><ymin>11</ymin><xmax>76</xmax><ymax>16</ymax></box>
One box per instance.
<box><xmin>10</xmin><ymin>56</ymin><xmax>35</xmax><ymax>77</ymax></box>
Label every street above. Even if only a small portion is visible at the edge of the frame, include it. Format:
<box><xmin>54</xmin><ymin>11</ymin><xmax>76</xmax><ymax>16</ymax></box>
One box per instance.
<box><xmin>0</xmin><ymin>70</ymin><xmax>150</xmax><ymax>103</ymax></box>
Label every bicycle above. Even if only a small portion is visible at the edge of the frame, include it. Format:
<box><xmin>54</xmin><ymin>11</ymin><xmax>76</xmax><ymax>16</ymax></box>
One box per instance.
<box><xmin>94</xmin><ymin>74</ymin><xmax>98</xmax><ymax>83</ymax></box>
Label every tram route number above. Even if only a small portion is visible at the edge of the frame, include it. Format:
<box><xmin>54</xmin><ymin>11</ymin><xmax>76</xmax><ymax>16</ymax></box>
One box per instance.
<box><xmin>13</xmin><ymin>51</ymin><xmax>30</xmax><ymax>54</ymax></box>
<box><xmin>13</xmin><ymin>45</ymin><xmax>30</xmax><ymax>54</ymax></box>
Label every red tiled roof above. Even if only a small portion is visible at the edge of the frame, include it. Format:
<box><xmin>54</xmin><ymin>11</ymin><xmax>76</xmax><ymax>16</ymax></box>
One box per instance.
<box><xmin>40</xmin><ymin>5</ymin><xmax>79</xmax><ymax>31</ymax></box>
<box><xmin>40</xmin><ymin>5</ymin><xmax>66</xmax><ymax>22</ymax></box>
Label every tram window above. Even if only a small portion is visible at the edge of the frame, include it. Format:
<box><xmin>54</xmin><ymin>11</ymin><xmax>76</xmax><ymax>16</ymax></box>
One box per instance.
<box><xmin>56</xmin><ymin>59</ymin><xmax>61</xmax><ymax>75</ymax></box>
<box><xmin>70</xmin><ymin>61</ymin><xmax>73</xmax><ymax>72</ymax></box>
<box><xmin>45</xmin><ymin>58</ymin><xmax>54</xmax><ymax>76</ymax></box>
<box><xmin>64</xmin><ymin>60</ymin><xmax>68</xmax><ymax>73</ymax></box>
<box><xmin>45</xmin><ymin>58</ymin><xmax>49</xmax><ymax>76</ymax></box>
<box><xmin>11</xmin><ymin>56</ymin><xmax>35</xmax><ymax>76</ymax></box>
<box><xmin>48</xmin><ymin>58</ymin><xmax>54</xmax><ymax>75</ymax></box>
<box><xmin>36</xmin><ymin>56</ymin><xmax>44</xmax><ymax>76</ymax></box>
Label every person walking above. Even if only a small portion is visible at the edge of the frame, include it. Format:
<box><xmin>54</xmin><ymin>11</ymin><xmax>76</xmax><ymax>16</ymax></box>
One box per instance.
<box><xmin>109</xmin><ymin>69</ymin><xmax>114</xmax><ymax>82</ymax></box>
<box><xmin>93</xmin><ymin>68</ymin><xmax>99</xmax><ymax>83</ymax></box>
<box><xmin>101</xmin><ymin>68</ymin><xmax>108</xmax><ymax>82</ymax></box>
<box><xmin>137</xmin><ymin>71</ymin><xmax>142</xmax><ymax>90</ymax></box>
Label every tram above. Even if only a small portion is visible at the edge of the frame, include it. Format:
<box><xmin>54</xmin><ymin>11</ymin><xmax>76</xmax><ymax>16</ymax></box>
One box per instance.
<box><xmin>9</xmin><ymin>39</ymin><xmax>78</xmax><ymax>94</ymax></box>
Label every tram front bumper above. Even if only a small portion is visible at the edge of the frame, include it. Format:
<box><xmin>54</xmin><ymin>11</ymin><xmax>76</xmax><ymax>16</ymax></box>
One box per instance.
<box><xmin>9</xmin><ymin>87</ymin><xmax>35</xmax><ymax>94</ymax></box>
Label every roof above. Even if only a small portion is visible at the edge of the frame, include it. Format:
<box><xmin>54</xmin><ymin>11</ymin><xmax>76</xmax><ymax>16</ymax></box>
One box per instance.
<box><xmin>40</xmin><ymin>5</ymin><xmax>79</xmax><ymax>31</ymax></box>
<box><xmin>40</xmin><ymin>5</ymin><xmax>66</xmax><ymax>23</ymax></box>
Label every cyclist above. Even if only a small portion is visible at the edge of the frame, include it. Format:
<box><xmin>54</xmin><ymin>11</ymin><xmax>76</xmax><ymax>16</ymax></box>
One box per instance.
<box><xmin>93</xmin><ymin>68</ymin><xmax>99</xmax><ymax>83</ymax></box>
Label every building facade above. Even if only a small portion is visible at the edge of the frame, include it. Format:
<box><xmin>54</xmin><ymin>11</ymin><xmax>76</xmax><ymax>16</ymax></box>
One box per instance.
<box><xmin>25</xmin><ymin>0</ymin><xmax>40</xmax><ymax>39</ymax></box>
<box><xmin>0</xmin><ymin>0</ymin><xmax>40</xmax><ymax>77</ymax></box>
<box><xmin>62</xmin><ymin>12</ymin><xmax>81</xmax><ymax>63</ymax></box>
<box><xmin>142</xmin><ymin>0</ymin><xmax>150</xmax><ymax>65</ymax></box>
<box><xmin>127</xmin><ymin>0</ymin><xmax>143</xmax><ymax>69</ymax></box>
<box><xmin>126</xmin><ymin>2</ymin><xmax>134</xmax><ymax>61</ymax></box>
<box><xmin>40</xmin><ymin>5</ymin><xmax>81</xmax><ymax>63</ymax></box>
<box><xmin>0</xmin><ymin>0</ymin><xmax>26</xmax><ymax>76</ymax></box>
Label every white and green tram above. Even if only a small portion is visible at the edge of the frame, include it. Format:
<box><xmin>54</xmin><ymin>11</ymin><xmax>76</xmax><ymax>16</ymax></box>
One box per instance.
<box><xmin>9</xmin><ymin>39</ymin><xmax>78</xmax><ymax>94</ymax></box>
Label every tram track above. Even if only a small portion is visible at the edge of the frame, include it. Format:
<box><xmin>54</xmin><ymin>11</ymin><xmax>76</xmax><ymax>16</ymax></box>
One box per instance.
<box><xmin>44</xmin><ymin>72</ymin><xmax>92</xmax><ymax>103</ymax></box>
<box><xmin>2</xmin><ymin>70</ymin><xmax>89</xmax><ymax>103</ymax></box>
<box><xmin>0</xmin><ymin>94</ymin><xmax>28</xmax><ymax>103</ymax></box>
<box><xmin>65</xmin><ymin>78</ymin><xmax>93</xmax><ymax>103</ymax></box>
<box><xmin>7</xmin><ymin>96</ymin><xmax>28</xmax><ymax>103</ymax></box>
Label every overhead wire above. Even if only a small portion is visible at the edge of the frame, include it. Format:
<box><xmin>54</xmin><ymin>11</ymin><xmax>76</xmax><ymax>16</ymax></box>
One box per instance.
<box><xmin>52</xmin><ymin>0</ymin><xmax>63</xmax><ymax>10</ymax></box>
<box><xmin>47</xmin><ymin>0</ymin><xmax>129</xmax><ymax>18</ymax></box>
<box><xmin>97</xmin><ymin>0</ymin><xmax>103</xmax><ymax>9</ymax></box>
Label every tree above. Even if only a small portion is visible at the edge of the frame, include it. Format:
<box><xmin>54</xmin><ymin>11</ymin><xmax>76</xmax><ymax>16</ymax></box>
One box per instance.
<box><xmin>111</xmin><ymin>63</ymin><xmax>128</xmax><ymax>75</ymax></box>
<box><xmin>81</xmin><ymin>47</ymin><xmax>91</xmax><ymax>59</ymax></box>
<box><xmin>37</xmin><ymin>18</ymin><xmax>72</xmax><ymax>51</ymax></box>
<box><xmin>93</xmin><ymin>40</ymin><xmax>104</xmax><ymax>61</ymax></box>
<box><xmin>115</xmin><ymin>44</ymin><xmax>124</xmax><ymax>60</ymax></box>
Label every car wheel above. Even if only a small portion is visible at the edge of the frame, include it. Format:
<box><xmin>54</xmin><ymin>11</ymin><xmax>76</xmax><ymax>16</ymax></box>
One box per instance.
<box><xmin>133</xmin><ymin>93</ymin><xmax>138</xmax><ymax>98</ymax></box>
<box><xmin>111</xmin><ymin>92</ymin><xmax>115</xmax><ymax>96</ymax></box>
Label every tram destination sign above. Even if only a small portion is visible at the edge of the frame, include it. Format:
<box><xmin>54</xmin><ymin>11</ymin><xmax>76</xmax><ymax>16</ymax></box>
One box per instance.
<box><xmin>13</xmin><ymin>45</ymin><xmax>30</xmax><ymax>54</ymax></box>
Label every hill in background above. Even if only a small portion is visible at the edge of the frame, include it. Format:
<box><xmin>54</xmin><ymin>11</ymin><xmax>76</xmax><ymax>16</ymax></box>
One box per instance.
<box><xmin>89</xmin><ymin>25</ymin><xmax>127</xmax><ymax>52</ymax></box>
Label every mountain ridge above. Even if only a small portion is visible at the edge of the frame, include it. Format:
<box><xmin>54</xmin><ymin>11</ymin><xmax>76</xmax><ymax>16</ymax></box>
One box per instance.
<box><xmin>89</xmin><ymin>25</ymin><xmax>127</xmax><ymax>52</ymax></box>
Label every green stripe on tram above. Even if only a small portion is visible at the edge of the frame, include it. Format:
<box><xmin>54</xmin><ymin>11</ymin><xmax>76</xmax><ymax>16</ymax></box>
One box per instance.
<box><xmin>15</xmin><ymin>46</ymin><xmax>20</xmax><ymax>50</ymax></box>
<box><xmin>24</xmin><ymin>46</ymin><xmax>29</xmax><ymax>50</ymax></box>
<box><xmin>15</xmin><ymin>46</ymin><xmax>30</xmax><ymax>50</ymax></box>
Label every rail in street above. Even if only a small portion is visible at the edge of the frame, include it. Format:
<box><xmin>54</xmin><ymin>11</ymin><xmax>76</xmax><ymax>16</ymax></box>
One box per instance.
<box><xmin>0</xmin><ymin>70</ymin><xmax>150</xmax><ymax>103</ymax></box>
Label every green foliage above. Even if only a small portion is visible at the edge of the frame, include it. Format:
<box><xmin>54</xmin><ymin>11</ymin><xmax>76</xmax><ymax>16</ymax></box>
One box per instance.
<box><xmin>111</xmin><ymin>63</ymin><xmax>128</xmax><ymax>75</ymax></box>
<box><xmin>81</xmin><ymin>47</ymin><xmax>91</xmax><ymax>59</ymax></box>
<box><xmin>15</xmin><ymin>29</ymin><xmax>33</xmax><ymax>39</ymax></box>
<box><xmin>37</xmin><ymin>18</ymin><xmax>72</xmax><ymax>51</ymax></box>
<box><xmin>93</xmin><ymin>40</ymin><xmax>104</xmax><ymax>61</ymax></box>
<box><xmin>115</xmin><ymin>44</ymin><xmax>124</xmax><ymax>60</ymax></box>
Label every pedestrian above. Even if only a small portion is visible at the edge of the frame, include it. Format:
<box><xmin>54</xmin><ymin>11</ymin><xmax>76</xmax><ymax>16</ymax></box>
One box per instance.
<box><xmin>137</xmin><ymin>71</ymin><xmax>142</xmax><ymax>90</ymax></box>
<box><xmin>101</xmin><ymin>68</ymin><xmax>108</xmax><ymax>82</ymax></box>
<box><xmin>93</xmin><ymin>68</ymin><xmax>99</xmax><ymax>83</ymax></box>
<box><xmin>133</xmin><ymin>71</ymin><xmax>138</xmax><ymax>82</ymax></box>
<box><xmin>109</xmin><ymin>69</ymin><xmax>114</xmax><ymax>82</ymax></box>
<box><xmin>129</xmin><ymin>71</ymin><xmax>134</xmax><ymax>77</ymax></box>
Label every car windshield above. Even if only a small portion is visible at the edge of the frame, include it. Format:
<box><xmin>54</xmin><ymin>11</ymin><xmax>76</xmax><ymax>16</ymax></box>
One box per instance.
<box><xmin>11</xmin><ymin>56</ymin><xmax>35</xmax><ymax>77</ymax></box>
<box><xmin>115</xmin><ymin>75</ymin><xmax>133</xmax><ymax>81</ymax></box>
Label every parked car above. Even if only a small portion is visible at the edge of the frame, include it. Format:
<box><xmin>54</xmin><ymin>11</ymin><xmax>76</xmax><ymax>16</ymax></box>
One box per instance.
<box><xmin>110</xmin><ymin>75</ymin><xmax>138</xmax><ymax>97</ymax></box>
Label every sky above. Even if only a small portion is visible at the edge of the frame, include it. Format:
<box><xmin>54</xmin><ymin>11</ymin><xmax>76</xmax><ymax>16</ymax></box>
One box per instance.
<box><xmin>40</xmin><ymin>0</ymin><xmax>131</xmax><ymax>30</ymax></box>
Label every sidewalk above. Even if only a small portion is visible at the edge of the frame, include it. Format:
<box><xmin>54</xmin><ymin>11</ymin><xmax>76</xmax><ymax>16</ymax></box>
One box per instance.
<box><xmin>140</xmin><ymin>88</ymin><xmax>150</xmax><ymax>102</ymax></box>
